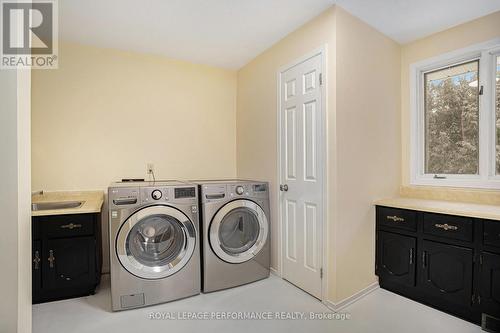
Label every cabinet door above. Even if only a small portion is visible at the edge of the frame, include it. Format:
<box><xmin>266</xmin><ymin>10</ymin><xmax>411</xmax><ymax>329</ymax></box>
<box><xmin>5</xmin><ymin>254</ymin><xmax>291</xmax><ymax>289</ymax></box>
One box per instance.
<box><xmin>420</xmin><ymin>240</ymin><xmax>473</xmax><ymax>306</ymax></box>
<box><xmin>480</xmin><ymin>252</ymin><xmax>500</xmax><ymax>316</ymax></box>
<box><xmin>32</xmin><ymin>240</ymin><xmax>42</xmax><ymax>302</ymax></box>
<box><xmin>43</xmin><ymin>237</ymin><xmax>96</xmax><ymax>290</ymax></box>
<box><xmin>377</xmin><ymin>231</ymin><xmax>416</xmax><ymax>287</ymax></box>
<box><xmin>483</xmin><ymin>220</ymin><xmax>500</xmax><ymax>249</ymax></box>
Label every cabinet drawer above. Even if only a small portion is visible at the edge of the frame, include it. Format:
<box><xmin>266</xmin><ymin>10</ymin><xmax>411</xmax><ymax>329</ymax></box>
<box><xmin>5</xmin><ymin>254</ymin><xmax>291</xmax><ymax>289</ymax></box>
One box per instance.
<box><xmin>484</xmin><ymin>220</ymin><xmax>500</xmax><ymax>248</ymax></box>
<box><xmin>42</xmin><ymin>214</ymin><xmax>94</xmax><ymax>238</ymax></box>
<box><xmin>377</xmin><ymin>206</ymin><xmax>417</xmax><ymax>231</ymax></box>
<box><xmin>423</xmin><ymin>213</ymin><xmax>473</xmax><ymax>242</ymax></box>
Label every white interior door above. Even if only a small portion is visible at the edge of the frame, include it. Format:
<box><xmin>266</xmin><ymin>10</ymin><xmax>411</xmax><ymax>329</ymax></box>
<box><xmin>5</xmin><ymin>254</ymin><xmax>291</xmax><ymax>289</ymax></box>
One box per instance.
<box><xmin>279</xmin><ymin>52</ymin><xmax>324</xmax><ymax>299</ymax></box>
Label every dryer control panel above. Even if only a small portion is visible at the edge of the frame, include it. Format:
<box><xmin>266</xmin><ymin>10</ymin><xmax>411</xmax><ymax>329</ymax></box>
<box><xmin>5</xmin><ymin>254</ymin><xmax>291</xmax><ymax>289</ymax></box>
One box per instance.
<box><xmin>201</xmin><ymin>182</ymin><xmax>268</xmax><ymax>203</ymax></box>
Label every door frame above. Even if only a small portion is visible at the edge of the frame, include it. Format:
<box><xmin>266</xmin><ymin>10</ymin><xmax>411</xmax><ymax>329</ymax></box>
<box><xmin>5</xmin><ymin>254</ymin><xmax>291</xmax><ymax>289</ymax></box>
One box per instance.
<box><xmin>276</xmin><ymin>45</ymin><xmax>328</xmax><ymax>301</ymax></box>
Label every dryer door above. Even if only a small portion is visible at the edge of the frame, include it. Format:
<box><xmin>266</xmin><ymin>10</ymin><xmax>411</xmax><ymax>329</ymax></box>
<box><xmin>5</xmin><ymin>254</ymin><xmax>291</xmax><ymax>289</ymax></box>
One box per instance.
<box><xmin>209</xmin><ymin>199</ymin><xmax>268</xmax><ymax>263</ymax></box>
<box><xmin>116</xmin><ymin>205</ymin><xmax>196</xmax><ymax>279</ymax></box>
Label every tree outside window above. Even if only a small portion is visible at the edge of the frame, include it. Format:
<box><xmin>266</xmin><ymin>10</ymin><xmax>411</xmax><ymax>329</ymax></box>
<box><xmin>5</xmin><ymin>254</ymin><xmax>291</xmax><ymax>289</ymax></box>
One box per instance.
<box><xmin>424</xmin><ymin>61</ymin><xmax>479</xmax><ymax>175</ymax></box>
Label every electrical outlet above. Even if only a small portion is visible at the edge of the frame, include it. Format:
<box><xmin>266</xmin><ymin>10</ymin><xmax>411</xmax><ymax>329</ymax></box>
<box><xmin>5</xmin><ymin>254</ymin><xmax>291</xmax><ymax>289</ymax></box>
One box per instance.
<box><xmin>147</xmin><ymin>163</ymin><xmax>154</xmax><ymax>175</ymax></box>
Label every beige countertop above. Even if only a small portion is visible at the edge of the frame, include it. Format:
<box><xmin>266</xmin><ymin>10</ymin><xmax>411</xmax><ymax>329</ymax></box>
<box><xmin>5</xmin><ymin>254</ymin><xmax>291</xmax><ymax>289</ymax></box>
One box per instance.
<box><xmin>32</xmin><ymin>191</ymin><xmax>104</xmax><ymax>217</ymax></box>
<box><xmin>375</xmin><ymin>197</ymin><xmax>500</xmax><ymax>221</ymax></box>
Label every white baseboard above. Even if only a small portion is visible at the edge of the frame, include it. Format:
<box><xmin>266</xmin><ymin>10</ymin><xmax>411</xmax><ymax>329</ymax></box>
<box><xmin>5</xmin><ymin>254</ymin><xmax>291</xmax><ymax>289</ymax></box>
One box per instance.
<box><xmin>323</xmin><ymin>281</ymin><xmax>379</xmax><ymax>312</ymax></box>
<box><xmin>270</xmin><ymin>267</ymin><xmax>280</xmax><ymax>277</ymax></box>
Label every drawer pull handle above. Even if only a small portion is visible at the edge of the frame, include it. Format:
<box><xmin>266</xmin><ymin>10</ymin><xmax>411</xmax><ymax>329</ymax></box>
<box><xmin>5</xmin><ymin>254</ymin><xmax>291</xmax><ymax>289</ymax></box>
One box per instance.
<box><xmin>387</xmin><ymin>215</ymin><xmax>405</xmax><ymax>222</ymax></box>
<box><xmin>409</xmin><ymin>248</ymin><xmax>414</xmax><ymax>265</ymax></box>
<box><xmin>33</xmin><ymin>250</ymin><xmax>41</xmax><ymax>270</ymax></box>
<box><xmin>60</xmin><ymin>223</ymin><xmax>82</xmax><ymax>230</ymax></box>
<box><xmin>434</xmin><ymin>223</ymin><xmax>458</xmax><ymax>231</ymax></box>
<box><xmin>48</xmin><ymin>250</ymin><xmax>55</xmax><ymax>268</ymax></box>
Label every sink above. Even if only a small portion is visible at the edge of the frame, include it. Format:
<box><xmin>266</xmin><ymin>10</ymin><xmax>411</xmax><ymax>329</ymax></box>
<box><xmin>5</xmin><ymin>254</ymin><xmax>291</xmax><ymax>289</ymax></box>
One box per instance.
<box><xmin>32</xmin><ymin>201</ymin><xmax>84</xmax><ymax>211</ymax></box>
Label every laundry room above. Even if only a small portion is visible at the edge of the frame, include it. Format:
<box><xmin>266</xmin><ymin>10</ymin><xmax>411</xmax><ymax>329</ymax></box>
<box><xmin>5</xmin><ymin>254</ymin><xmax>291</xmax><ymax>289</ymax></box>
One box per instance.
<box><xmin>2</xmin><ymin>1</ymin><xmax>500</xmax><ymax>333</ymax></box>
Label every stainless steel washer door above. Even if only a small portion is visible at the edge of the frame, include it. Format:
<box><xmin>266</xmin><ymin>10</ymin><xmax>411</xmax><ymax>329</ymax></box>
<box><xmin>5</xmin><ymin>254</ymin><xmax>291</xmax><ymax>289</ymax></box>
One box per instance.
<box><xmin>209</xmin><ymin>200</ymin><xmax>268</xmax><ymax>263</ymax></box>
<box><xmin>116</xmin><ymin>205</ymin><xmax>196</xmax><ymax>279</ymax></box>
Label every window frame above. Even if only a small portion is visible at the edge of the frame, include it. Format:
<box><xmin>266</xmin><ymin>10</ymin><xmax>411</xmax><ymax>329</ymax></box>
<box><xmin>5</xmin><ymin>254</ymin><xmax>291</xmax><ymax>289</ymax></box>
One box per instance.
<box><xmin>490</xmin><ymin>51</ymin><xmax>500</xmax><ymax>178</ymax></box>
<box><xmin>410</xmin><ymin>39</ymin><xmax>500</xmax><ymax>189</ymax></box>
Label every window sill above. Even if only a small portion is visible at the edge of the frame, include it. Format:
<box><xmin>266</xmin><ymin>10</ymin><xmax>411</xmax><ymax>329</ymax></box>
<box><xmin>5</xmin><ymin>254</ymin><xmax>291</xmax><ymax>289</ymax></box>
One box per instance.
<box><xmin>411</xmin><ymin>177</ymin><xmax>500</xmax><ymax>190</ymax></box>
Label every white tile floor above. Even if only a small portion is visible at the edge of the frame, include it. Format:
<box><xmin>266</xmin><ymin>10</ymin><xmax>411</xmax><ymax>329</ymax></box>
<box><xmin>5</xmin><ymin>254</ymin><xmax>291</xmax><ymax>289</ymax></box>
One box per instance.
<box><xmin>33</xmin><ymin>274</ymin><xmax>482</xmax><ymax>333</ymax></box>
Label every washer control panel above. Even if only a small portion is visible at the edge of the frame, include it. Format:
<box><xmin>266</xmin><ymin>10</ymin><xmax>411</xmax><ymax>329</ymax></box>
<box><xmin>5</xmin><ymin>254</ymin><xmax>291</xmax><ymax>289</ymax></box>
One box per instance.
<box><xmin>142</xmin><ymin>188</ymin><xmax>169</xmax><ymax>203</ymax></box>
<box><xmin>174</xmin><ymin>187</ymin><xmax>196</xmax><ymax>199</ymax></box>
<box><xmin>229</xmin><ymin>184</ymin><xmax>250</xmax><ymax>197</ymax></box>
<box><xmin>151</xmin><ymin>189</ymin><xmax>162</xmax><ymax>200</ymax></box>
<box><xmin>235</xmin><ymin>185</ymin><xmax>244</xmax><ymax>195</ymax></box>
<box><xmin>141</xmin><ymin>186</ymin><xmax>198</xmax><ymax>203</ymax></box>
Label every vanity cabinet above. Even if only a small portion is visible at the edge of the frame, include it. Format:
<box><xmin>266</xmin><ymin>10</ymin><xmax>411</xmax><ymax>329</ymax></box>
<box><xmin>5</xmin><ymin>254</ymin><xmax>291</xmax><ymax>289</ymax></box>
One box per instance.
<box><xmin>376</xmin><ymin>206</ymin><xmax>500</xmax><ymax>328</ymax></box>
<box><xmin>32</xmin><ymin>240</ymin><xmax>42</xmax><ymax>301</ymax></box>
<box><xmin>420</xmin><ymin>240</ymin><xmax>473</xmax><ymax>311</ymax></box>
<box><xmin>480</xmin><ymin>252</ymin><xmax>500</xmax><ymax>318</ymax></box>
<box><xmin>376</xmin><ymin>231</ymin><xmax>416</xmax><ymax>287</ymax></box>
<box><xmin>32</xmin><ymin>213</ymin><xmax>102</xmax><ymax>303</ymax></box>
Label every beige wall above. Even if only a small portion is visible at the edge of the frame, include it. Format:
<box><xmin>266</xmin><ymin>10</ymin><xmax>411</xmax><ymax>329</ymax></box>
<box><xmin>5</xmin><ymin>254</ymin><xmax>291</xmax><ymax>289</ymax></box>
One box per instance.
<box><xmin>401</xmin><ymin>11</ymin><xmax>500</xmax><ymax>186</ymax></box>
<box><xmin>333</xmin><ymin>7</ymin><xmax>401</xmax><ymax>301</ymax></box>
<box><xmin>0</xmin><ymin>68</ymin><xmax>32</xmax><ymax>333</ymax></box>
<box><xmin>237</xmin><ymin>5</ymin><xmax>401</xmax><ymax>303</ymax></box>
<box><xmin>32</xmin><ymin>42</ymin><xmax>237</xmax><ymax>191</ymax></box>
<box><xmin>32</xmin><ymin>42</ymin><xmax>238</xmax><ymax>271</ymax></box>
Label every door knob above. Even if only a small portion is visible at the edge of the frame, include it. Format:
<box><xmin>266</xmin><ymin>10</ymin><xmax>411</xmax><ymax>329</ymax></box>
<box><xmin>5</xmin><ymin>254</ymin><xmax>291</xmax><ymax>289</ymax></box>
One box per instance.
<box><xmin>280</xmin><ymin>184</ymin><xmax>289</xmax><ymax>192</ymax></box>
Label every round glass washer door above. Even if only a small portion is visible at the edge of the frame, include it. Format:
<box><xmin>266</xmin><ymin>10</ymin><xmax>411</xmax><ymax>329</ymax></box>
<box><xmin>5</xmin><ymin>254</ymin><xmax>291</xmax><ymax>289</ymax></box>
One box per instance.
<box><xmin>116</xmin><ymin>205</ymin><xmax>196</xmax><ymax>279</ymax></box>
<box><xmin>209</xmin><ymin>199</ymin><xmax>268</xmax><ymax>264</ymax></box>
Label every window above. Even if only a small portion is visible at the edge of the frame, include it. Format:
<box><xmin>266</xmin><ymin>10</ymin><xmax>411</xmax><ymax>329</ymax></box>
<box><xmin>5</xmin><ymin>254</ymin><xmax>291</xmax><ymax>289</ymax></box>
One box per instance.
<box><xmin>424</xmin><ymin>60</ymin><xmax>479</xmax><ymax>175</ymax></box>
<box><xmin>411</xmin><ymin>41</ymin><xmax>500</xmax><ymax>188</ymax></box>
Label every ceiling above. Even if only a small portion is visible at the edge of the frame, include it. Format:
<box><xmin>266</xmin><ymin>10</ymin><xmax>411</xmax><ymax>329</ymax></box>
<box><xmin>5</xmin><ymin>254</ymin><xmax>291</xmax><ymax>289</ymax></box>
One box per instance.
<box><xmin>60</xmin><ymin>0</ymin><xmax>500</xmax><ymax>69</ymax></box>
<box><xmin>336</xmin><ymin>0</ymin><xmax>500</xmax><ymax>44</ymax></box>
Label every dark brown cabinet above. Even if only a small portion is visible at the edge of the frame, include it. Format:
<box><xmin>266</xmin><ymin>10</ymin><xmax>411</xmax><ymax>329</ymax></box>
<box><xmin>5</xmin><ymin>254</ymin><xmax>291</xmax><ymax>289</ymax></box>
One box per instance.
<box><xmin>376</xmin><ymin>231</ymin><xmax>416</xmax><ymax>287</ymax></box>
<box><xmin>43</xmin><ymin>237</ymin><xmax>96</xmax><ymax>290</ymax></box>
<box><xmin>376</xmin><ymin>206</ymin><xmax>500</xmax><ymax>329</ymax></box>
<box><xmin>32</xmin><ymin>240</ymin><xmax>42</xmax><ymax>301</ymax></box>
<box><xmin>484</xmin><ymin>220</ymin><xmax>500</xmax><ymax>248</ymax></box>
<box><xmin>376</xmin><ymin>206</ymin><xmax>417</xmax><ymax>231</ymax></box>
<box><xmin>480</xmin><ymin>252</ymin><xmax>500</xmax><ymax>317</ymax></box>
<box><xmin>422</xmin><ymin>213</ymin><xmax>474</xmax><ymax>242</ymax></box>
<box><xmin>32</xmin><ymin>213</ymin><xmax>101</xmax><ymax>303</ymax></box>
<box><xmin>420</xmin><ymin>240</ymin><xmax>473</xmax><ymax>307</ymax></box>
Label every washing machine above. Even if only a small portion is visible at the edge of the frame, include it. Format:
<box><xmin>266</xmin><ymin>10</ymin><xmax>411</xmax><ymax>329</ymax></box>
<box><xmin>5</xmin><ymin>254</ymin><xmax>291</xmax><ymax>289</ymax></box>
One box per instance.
<box><xmin>108</xmin><ymin>181</ymin><xmax>200</xmax><ymax>311</ymax></box>
<box><xmin>197</xmin><ymin>180</ymin><xmax>270</xmax><ymax>293</ymax></box>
